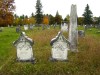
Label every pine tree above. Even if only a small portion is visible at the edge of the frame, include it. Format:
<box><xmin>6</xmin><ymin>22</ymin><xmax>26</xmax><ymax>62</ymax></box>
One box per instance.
<box><xmin>49</xmin><ymin>14</ymin><xmax>55</xmax><ymax>25</ymax></box>
<box><xmin>64</xmin><ymin>15</ymin><xmax>70</xmax><ymax>24</ymax></box>
<box><xmin>35</xmin><ymin>0</ymin><xmax>43</xmax><ymax>25</ymax></box>
<box><xmin>31</xmin><ymin>13</ymin><xmax>34</xmax><ymax>17</ymax></box>
<box><xmin>83</xmin><ymin>4</ymin><xmax>93</xmax><ymax>25</ymax></box>
<box><xmin>55</xmin><ymin>11</ymin><xmax>62</xmax><ymax>25</ymax></box>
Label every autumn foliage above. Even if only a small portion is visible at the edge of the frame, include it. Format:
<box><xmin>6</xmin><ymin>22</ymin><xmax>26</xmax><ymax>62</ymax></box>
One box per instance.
<box><xmin>42</xmin><ymin>16</ymin><xmax>49</xmax><ymax>25</ymax></box>
<box><xmin>28</xmin><ymin>17</ymin><xmax>36</xmax><ymax>25</ymax></box>
<box><xmin>0</xmin><ymin>0</ymin><xmax>15</xmax><ymax>26</ymax></box>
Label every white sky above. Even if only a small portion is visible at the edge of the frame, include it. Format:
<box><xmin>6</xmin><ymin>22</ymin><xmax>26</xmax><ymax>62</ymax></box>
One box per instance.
<box><xmin>14</xmin><ymin>0</ymin><xmax>100</xmax><ymax>18</ymax></box>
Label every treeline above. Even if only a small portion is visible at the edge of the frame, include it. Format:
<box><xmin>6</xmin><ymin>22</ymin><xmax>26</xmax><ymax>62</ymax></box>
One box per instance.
<box><xmin>13</xmin><ymin>11</ymin><xmax>63</xmax><ymax>26</ymax></box>
<box><xmin>0</xmin><ymin>0</ymin><xmax>100</xmax><ymax>27</ymax></box>
<box><xmin>9</xmin><ymin>13</ymin><xmax>100</xmax><ymax>27</ymax></box>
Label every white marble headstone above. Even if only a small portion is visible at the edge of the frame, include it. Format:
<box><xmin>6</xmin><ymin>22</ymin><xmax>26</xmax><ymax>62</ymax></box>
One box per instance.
<box><xmin>29</xmin><ymin>25</ymin><xmax>33</xmax><ymax>30</ymax></box>
<box><xmin>8</xmin><ymin>25</ymin><xmax>10</xmax><ymax>27</ymax></box>
<box><xmin>24</xmin><ymin>25</ymin><xmax>29</xmax><ymax>30</ymax></box>
<box><xmin>13</xmin><ymin>32</ymin><xmax>35</xmax><ymax>62</ymax></box>
<box><xmin>0</xmin><ymin>27</ymin><xmax>2</xmax><ymax>32</ymax></box>
<box><xmin>50</xmin><ymin>32</ymin><xmax>70</xmax><ymax>61</ymax></box>
<box><xmin>61</xmin><ymin>23</ymin><xmax>68</xmax><ymax>32</ymax></box>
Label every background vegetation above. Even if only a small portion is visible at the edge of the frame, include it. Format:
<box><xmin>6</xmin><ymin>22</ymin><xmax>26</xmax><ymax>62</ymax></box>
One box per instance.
<box><xmin>0</xmin><ymin>0</ymin><xmax>100</xmax><ymax>27</ymax></box>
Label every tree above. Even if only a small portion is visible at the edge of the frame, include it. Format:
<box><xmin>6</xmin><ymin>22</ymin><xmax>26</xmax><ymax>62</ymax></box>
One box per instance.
<box><xmin>28</xmin><ymin>17</ymin><xmax>36</xmax><ymax>25</ymax></box>
<box><xmin>42</xmin><ymin>15</ymin><xmax>49</xmax><ymax>25</ymax></box>
<box><xmin>23</xmin><ymin>16</ymin><xmax>29</xmax><ymax>25</ymax></box>
<box><xmin>13</xmin><ymin>15</ymin><xmax>23</xmax><ymax>26</ymax></box>
<box><xmin>64</xmin><ymin>15</ymin><xmax>70</xmax><ymax>24</ymax></box>
<box><xmin>14</xmin><ymin>17</ymin><xmax>20</xmax><ymax>25</ymax></box>
<box><xmin>82</xmin><ymin>4</ymin><xmax>93</xmax><ymax>25</ymax></box>
<box><xmin>35</xmin><ymin>0</ymin><xmax>43</xmax><ymax>25</ymax></box>
<box><xmin>92</xmin><ymin>17</ymin><xmax>98</xmax><ymax>26</ymax></box>
<box><xmin>49</xmin><ymin>14</ymin><xmax>55</xmax><ymax>25</ymax></box>
<box><xmin>78</xmin><ymin>17</ymin><xmax>84</xmax><ymax>25</ymax></box>
<box><xmin>31</xmin><ymin>13</ymin><xmax>35</xmax><ymax>17</ymax></box>
<box><xmin>0</xmin><ymin>0</ymin><xmax>15</xmax><ymax>26</ymax></box>
<box><xmin>55</xmin><ymin>11</ymin><xmax>62</xmax><ymax>25</ymax></box>
<box><xmin>19</xmin><ymin>15</ymin><xmax>25</xmax><ymax>25</ymax></box>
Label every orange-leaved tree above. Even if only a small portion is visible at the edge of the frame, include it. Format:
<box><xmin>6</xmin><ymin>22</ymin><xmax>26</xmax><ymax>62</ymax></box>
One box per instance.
<box><xmin>0</xmin><ymin>0</ymin><xmax>15</xmax><ymax>26</ymax></box>
<box><xmin>42</xmin><ymin>15</ymin><xmax>49</xmax><ymax>25</ymax></box>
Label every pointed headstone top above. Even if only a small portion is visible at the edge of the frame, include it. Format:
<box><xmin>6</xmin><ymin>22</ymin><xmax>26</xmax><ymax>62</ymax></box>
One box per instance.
<box><xmin>50</xmin><ymin>31</ymin><xmax>70</xmax><ymax>46</ymax></box>
<box><xmin>13</xmin><ymin>32</ymin><xmax>34</xmax><ymax>46</ymax></box>
<box><xmin>13</xmin><ymin>32</ymin><xmax>35</xmax><ymax>62</ymax></box>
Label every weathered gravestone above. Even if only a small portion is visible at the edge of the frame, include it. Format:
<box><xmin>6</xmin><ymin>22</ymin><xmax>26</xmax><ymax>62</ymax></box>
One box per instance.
<box><xmin>13</xmin><ymin>32</ymin><xmax>35</xmax><ymax>62</ymax></box>
<box><xmin>8</xmin><ymin>25</ymin><xmax>10</xmax><ymax>27</ymax></box>
<box><xmin>96</xmin><ymin>24</ymin><xmax>100</xmax><ymax>33</ymax></box>
<box><xmin>54</xmin><ymin>23</ymin><xmax>57</xmax><ymax>29</ymax></box>
<box><xmin>42</xmin><ymin>24</ymin><xmax>45</xmax><ymax>30</ymax></box>
<box><xmin>47</xmin><ymin>25</ymin><xmax>50</xmax><ymax>29</ymax></box>
<box><xmin>84</xmin><ymin>25</ymin><xmax>87</xmax><ymax>30</ymax></box>
<box><xmin>78</xmin><ymin>30</ymin><xmax>85</xmax><ymax>37</ymax></box>
<box><xmin>50</xmin><ymin>31</ymin><xmax>70</xmax><ymax>61</ymax></box>
<box><xmin>97</xmin><ymin>24</ymin><xmax>100</xmax><ymax>29</ymax></box>
<box><xmin>24</xmin><ymin>25</ymin><xmax>29</xmax><ymax>30</ymax></box>
<box><xmin>16</xmin><ymin>25</ymin><xmax>21</xmax><ymax>33</ymax></box>
<box><xmin>69</xmin><ymin>4</ymin><xmax>78</xmax><ymax>52</ymax></box>
<box><xmin>61</xmin><ymin>23</ymin><xmax>68</xmax><ymax>32</ymax></box>
<box><xmin>0</xmin><ymin>27</ymin><xmax>2</xmax><ymax>32</ymax></box>
<box><xmin>11</xmin><ymin>25</ymin><xmax>13</xmax><ymax>28</ymax></box>
<box><xmin>29</xmin><ymin>24</ymin><xmax>33</xmax><ymax>30</ymax></box>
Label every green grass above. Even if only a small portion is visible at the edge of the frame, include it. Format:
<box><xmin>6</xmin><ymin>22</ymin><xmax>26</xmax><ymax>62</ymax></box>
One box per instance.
<box><xmin>0</xmin><ymin>26</ymin><xmax>100</xmax><ymax>75</ymax></box>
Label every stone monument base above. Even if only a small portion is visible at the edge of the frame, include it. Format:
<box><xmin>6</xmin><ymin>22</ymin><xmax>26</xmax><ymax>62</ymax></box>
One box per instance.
<box><xmin>49</xmin><ymin>57</ymin><xmax>68</xmax><ymax>62</ymax></box>
<box><xmin>16</xmin><ymin>58</ymin><xmax>35</xmax><ymax>63</ymax></box>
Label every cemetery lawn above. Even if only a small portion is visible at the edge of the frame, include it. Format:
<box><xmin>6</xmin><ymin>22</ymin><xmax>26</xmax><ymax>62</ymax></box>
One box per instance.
<box><xmin>0</xmin><ymin>26</ymin><xmax>100</xmax><ymax>75</ymax></box>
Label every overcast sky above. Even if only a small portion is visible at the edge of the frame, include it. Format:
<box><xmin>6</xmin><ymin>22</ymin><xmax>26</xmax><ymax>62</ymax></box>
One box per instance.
<box><xmin>14</xmin><ymin>0</ymin><xmax>100</xmax><ymax>18</ymax></box>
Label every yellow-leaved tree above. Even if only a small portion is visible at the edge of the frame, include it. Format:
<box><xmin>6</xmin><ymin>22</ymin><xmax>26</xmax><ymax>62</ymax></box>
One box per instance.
<box><xmin>28</xmin><ymin>17</ymin><xmax>36</xmax><ymax>25</ymax></box>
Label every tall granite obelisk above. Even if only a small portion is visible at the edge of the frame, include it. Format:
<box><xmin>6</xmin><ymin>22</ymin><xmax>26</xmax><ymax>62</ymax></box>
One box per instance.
<box><xmin>69</xmin><ymin>4</ymin><xmax>78</xmax><ymax>52</ymax></box>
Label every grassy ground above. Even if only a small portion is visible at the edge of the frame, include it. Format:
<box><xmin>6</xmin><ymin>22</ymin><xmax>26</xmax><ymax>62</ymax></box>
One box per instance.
<box><xmin>0</xmin><ymin>26</ymin><xmax>100</xmax><ymax>75</ymax></box>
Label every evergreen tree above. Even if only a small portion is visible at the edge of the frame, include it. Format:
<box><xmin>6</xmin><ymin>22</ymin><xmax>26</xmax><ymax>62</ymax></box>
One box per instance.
<box><xmin>31</xmin><ymin>13</ymin><xmax>34</xmax><ymax>17</ymax></box>
<box><xmin>49</xmin><ymin>14</ymin><xmax>55</xmax><ymax>25</ymax></box>
<box><xmin>83</xmin><ymin>4</ymin><xmax>93</xmax><ymax>25</ymax></box>
<box><xmin>64</xmin><ymin>15</ymin><xmax>70</xmax><ymax>24</ymax></box>
<box><xmin>55</xmin><ymin>11</ymin><xmax>62</xmax><ymax>25</ymax></box>
<box><xmin>35</xmin><ymin>0</ymin><xmax>43</xmax><ymax>25</ymax></box>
